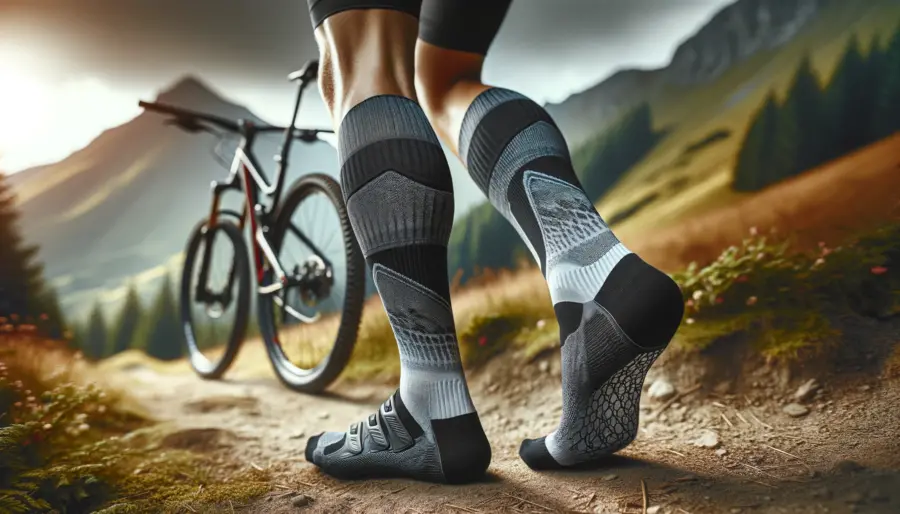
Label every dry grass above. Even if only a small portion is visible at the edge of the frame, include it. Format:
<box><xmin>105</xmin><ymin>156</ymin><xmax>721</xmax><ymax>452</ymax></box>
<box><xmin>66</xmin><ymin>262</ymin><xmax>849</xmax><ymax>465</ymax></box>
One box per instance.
<box><xmin>628</xmin><ymin>134</ymin><xmax>900</xmax><ymax>272</ymax></box>
<box><xmin>599</xmin><ymin>1</ymin><xmax>900</xmax><ymax>239</ymax></box>
<box><xmin>340</xmin><ymin>267</ymin><xmax>556</xmax><ymax>381</ymax></box>
<box><xmin>0</xmin><ymin>333</ymin><xmax>271</xmax><ymax>513</ymax></box>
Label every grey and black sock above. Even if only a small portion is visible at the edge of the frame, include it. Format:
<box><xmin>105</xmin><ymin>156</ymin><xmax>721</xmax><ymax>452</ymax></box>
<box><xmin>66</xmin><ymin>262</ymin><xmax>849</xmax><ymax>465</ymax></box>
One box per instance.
<box><xmin>305</xmin><ymin>95</ymin><xmax>490</xmax><ymax>483</ymax></box>
<box><xmin>459</xmin><ymin>88</ymin><xmax>684</xmax><ymax>469</ymax></box>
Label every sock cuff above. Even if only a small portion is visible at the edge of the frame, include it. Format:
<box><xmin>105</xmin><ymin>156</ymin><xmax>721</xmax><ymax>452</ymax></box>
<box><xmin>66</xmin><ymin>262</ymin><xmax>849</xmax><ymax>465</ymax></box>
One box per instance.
<box><xmin>339</xmin><ymin>95</ymin><xmax>440</xmax><ymax>162</ymax></box>
<box><xmin>457</xmin><ymin>88</ymin><xmax>561</xmax><ymax>195</ymax></box>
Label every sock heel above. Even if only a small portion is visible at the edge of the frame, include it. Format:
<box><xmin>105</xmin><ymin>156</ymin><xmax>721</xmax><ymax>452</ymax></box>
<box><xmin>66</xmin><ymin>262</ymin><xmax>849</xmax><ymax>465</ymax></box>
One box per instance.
<box><xmin>433</xmin><ymin>413</ymin><xmax>491</xmax><ymax>484</ymax></box>
<box><xmin>595</xmin><ymin>253</ymin><xmax>684</xmax><ymax>350</ymax></box>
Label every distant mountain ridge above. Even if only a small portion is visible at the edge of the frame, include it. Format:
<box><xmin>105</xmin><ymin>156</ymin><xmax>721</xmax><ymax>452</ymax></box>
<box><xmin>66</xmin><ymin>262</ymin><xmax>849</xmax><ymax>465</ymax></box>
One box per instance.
<box><xmin>545</xmin><ymin>0</ymin><xmax>832</xmax><ymax>147</ymax></box>
<box><xmin>9</xmin><ymin>77</ymin><xmax>338</xmax><ymax>320</ymax></box>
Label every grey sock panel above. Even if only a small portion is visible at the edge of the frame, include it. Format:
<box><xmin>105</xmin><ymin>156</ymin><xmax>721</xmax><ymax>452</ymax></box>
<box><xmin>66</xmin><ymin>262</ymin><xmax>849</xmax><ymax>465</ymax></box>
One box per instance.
<box><xmin>308</xmin><ymin>95</ymin><xmax>489</xmax><ymax>483</ymax></box>
<box><xmin>459</xmin><ymin>89</ymin><xmax>682</xmax><ymax>469</ymax></box>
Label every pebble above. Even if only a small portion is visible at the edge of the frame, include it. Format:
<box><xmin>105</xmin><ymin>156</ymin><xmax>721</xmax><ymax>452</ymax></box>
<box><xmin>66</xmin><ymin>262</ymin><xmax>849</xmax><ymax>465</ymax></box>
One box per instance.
<box><xmin>794</xmin><ymin>378</ymin><xmax>819</xmax><ymax>402</ymax></box>
<box><xmin>601</xmin><ymin>474</ymin><xmax>618</xmax><ymax>481</ymax></box>
<box><xmin>289</xmin><ymin>431</ymin><xmax>306</xmax><ymax>440</ymax></box>
<box><xmin>539</xmin><ymin>361</ymin><xmax>550</xmax><ymax>373</ymax></box>
<box><xmin>844</xmin><ymin>492</ymin><xmax>864</xmax><ymax>504</ymax></box>
<box><xmin>318</xmin><ymin>412</ymin><xmax>330</xmax><ymax>420</ymax></box>
<box><xmin>292</xmin><ymin>494</ymin><xmax>312</xmax><ymax>508</ymax></box>
<box><xmin>859</xmin><ymin>385</ymin><xmax>871</xmax><ymax>392</ymax></box>
<box><xmin>647</xmin><ymin>506</ymin><xmax>661</xmax><ymax>514</ymax></box>
<box><xmin>869</xmin><ymin>489</ymin><xmax>889</xmax><ymax>502</ymax></box>
<box><xmin>782</xmin><ymin>403</ymin><xmax>809</xmax><ymax>417</ymax></box>
<box><xmin>716</xmin><ymin>448</ymin><xmax>728</xmax><ymax>457</ymax></box>
<box><xmin>648</xmin><ymin>379</ymin><xmax>677</xmax><ymax>401</ymax></box>
<box><xmin>693</xmin><ymin>429</ymin><xmax>720</xmax><ymax>449</ymax></box>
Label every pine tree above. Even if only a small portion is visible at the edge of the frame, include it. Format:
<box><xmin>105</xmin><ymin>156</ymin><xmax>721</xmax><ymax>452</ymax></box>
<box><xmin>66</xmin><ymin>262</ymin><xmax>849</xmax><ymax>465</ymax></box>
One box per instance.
<box><xmin>825</xmin><ymin>35</ymin><xmax>874</xmax><ymax>158</ymax></box>
<box><xmin>0</xmin><ymin>173</ymin><xmax>45</xmax><ymax>325</ymax></box>
<box><xmin>734</xmin><ymin>92</ymin><xmax>781</xmax><ymax>191</ymax></box>
<box><xmin>780</xmin><ymin>55</ymin><xmax>826</xmax><ymax>175</ymax></box>
<box><xmin>34</xmin><ymin>288</ymin><xmax>65</xmax><ymax>339</ymax></box>
<box><xmin>110</xmin><ymin>283</ymin><xmax>142</xmax><ymax>355</ymax></box>
<box><xmin>84</xmin><ymin>303</ymin><xmax>108</xmax><ymax>361</ymax></box>
<box><xmin>875</xmin><ymin>25</ymin><xmax>900</xmax><ymax>139</ymax></box>
<box><xmin>141</xmin><ymin>275</ymin><xmax>184</xmax><ymax>361</ymax></box>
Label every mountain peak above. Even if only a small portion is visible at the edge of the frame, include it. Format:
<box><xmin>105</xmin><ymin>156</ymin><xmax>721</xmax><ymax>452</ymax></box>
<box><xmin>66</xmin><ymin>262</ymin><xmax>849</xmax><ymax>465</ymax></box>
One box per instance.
<box><xmin>155</xmin><ymin>75</ymin><xmax>226</xmax><ymax>107</ymax></box>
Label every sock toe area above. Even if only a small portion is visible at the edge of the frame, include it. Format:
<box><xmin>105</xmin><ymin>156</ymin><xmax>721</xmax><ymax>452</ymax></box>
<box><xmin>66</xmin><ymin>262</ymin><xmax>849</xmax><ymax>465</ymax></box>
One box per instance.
<box><xmin>519</xmin><ymin>437</ymin><xmax>564</xmax><ymax>470</ymax></box>
<box><xmin>305</xmin><ymin>433</ymin><xmax>322</xmax><ymax>463</ymax></box>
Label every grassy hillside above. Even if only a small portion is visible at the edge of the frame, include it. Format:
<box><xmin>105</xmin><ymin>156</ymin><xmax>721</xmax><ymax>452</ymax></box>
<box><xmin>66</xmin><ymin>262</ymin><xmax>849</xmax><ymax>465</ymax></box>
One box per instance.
<box><xmin>602</xmin><ymin>0</ymin><xmax>900</xmax><ymax>240</ymax></box>
<box><xmin>447</xmin><ymin>0</ymin><xmax>900</xmax><ymax>283</ymax></box>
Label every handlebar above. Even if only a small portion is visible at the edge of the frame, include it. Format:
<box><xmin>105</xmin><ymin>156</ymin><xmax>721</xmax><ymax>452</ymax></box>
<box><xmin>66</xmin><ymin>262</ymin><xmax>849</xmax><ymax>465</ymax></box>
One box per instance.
<box><xmin>138</xmin><ymin>100</ymin><xmax>240</xmax><ymax>133</ymax></box>
<box><xmin>138</xmin><ymin>100</ymin><xmax>333</xmax><ymax>140</ymax></box>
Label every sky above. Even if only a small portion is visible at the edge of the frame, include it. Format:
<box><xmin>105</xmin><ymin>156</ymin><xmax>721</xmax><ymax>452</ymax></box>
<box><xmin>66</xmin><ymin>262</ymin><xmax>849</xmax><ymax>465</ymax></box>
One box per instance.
<box><xmin>0</xmin><ymin>0</ymin><xmax>734</xmax><ymax>173</ymax></box>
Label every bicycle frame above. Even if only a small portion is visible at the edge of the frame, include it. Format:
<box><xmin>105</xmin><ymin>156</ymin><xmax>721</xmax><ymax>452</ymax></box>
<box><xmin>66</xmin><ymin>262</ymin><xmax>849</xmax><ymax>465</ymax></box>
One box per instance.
<box><xmin>195</xmin><ymin>73</ymin><xmax>335</xmax><ymax>308</ymax></box>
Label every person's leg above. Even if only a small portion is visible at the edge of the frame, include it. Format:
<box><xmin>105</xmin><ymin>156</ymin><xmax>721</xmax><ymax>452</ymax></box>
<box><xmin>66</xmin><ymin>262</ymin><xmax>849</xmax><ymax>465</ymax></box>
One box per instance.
<box><xmin>416</xmin><ymin>0</ymin><xmax>684</xmax><ymax>470</ymax></box>
<box><xmin>303</xmin><ymin>1</ymin><xmax>490</xmax><ymax>483</ymax></box>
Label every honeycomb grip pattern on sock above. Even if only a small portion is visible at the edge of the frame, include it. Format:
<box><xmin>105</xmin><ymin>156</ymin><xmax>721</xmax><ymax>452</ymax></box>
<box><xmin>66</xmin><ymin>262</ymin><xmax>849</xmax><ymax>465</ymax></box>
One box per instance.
<box><xmin>459</xmin><ymin>88</ymin><xmax>683</xmax><ymax>470</ymax></box>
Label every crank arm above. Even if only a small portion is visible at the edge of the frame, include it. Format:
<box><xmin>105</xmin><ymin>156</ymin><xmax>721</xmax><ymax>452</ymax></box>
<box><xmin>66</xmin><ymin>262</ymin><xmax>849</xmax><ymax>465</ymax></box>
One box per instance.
<box><xmin>272</xmin><ymin>295</ymin><xmax>321</xmax><ymax>323</ymax></box>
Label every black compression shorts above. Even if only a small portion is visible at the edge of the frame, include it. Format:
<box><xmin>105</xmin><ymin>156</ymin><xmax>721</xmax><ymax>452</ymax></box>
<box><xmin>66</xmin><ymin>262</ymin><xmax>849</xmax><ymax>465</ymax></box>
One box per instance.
<box><xmin>307</xmin><ymin>0</ymin><xmax>513</xmax><ymax>56</ymax></box>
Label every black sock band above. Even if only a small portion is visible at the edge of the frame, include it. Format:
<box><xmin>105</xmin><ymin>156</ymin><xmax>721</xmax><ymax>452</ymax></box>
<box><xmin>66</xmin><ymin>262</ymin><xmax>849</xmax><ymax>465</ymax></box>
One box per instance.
<box><xmin>339</xmin><ymin>95</ymin><xmax>455</xmax><ymax>303</ymax></box>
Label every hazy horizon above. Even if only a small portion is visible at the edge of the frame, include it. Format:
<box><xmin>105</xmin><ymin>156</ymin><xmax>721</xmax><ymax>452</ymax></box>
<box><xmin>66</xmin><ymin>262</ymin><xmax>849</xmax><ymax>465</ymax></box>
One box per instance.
<box><xmin>0</xmin><ymin>0</ymin><xmax>734</xmax><ymax>174</ymax></box>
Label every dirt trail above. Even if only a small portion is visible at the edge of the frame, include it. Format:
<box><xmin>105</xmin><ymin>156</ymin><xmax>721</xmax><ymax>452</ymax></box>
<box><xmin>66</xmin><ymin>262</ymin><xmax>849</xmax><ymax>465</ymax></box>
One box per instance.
<box><xmin>105</xmin><ymin>342</ymin><xmax>900</xmax><ymax>514</ymax></box>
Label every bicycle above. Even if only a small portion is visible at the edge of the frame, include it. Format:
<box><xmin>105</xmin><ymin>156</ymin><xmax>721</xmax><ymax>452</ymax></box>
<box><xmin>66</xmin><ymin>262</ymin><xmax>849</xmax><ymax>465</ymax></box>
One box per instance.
<box><xmin>138</xmin><ymin>60</ymin><xmax>365</xmax><ymax>394</ymax></box>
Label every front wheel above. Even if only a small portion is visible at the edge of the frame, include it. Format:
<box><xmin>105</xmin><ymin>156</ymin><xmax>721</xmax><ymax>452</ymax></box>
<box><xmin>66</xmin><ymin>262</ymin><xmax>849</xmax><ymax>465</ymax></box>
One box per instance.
<box><xmin>180</xmin><ymin>219</ymin><xmax>251</xmax><ymax>379</ymax></box>
<box><xmin>258</xmin><ymin>173</ymin><xmax>365</xmax><ymax>393</ymax></box>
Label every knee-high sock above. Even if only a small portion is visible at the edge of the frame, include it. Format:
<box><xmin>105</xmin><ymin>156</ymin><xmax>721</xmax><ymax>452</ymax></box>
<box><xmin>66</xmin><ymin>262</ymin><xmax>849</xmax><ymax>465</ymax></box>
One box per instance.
<box><xmin>305</xmin><ymin>95</ymin><xmax>490</xmax><ymax>483</ymax></box>
<box><xmin>459</xmin><ymin>88</ymin><xmax>684</xmax><ymax>469</ymax></box>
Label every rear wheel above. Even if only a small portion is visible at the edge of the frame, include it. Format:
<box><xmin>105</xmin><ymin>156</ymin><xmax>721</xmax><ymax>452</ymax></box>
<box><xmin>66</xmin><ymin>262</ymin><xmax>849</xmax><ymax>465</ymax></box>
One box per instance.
<box><xmin>180</xmin><ymin>219</ymin><xmax>250</xmax><ymax>379</ymax></box>
<box><xmin>258</xmin><ymin>173</ymin><xmax>365</xmax><ymax>393</ymax></box>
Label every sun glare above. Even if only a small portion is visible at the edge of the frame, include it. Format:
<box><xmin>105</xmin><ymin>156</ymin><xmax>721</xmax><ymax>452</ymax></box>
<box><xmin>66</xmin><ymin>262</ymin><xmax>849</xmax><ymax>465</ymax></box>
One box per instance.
<box><xmin>0</xmin><ymin>60</ymin><xmax>52</xmax><ymax>164</ymax></box>
<box><xmin>0</xmin><ymin>45</ymin><xmax>144</xmax><ymax>173</ymax></box>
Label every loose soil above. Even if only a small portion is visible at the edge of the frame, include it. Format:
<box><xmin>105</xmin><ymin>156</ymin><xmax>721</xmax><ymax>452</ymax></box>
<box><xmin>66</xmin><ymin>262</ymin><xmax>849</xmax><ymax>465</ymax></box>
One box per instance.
<box><xmin>104</xmin><ymin>319</ymin><xmax>900</xmax><ymax>514</ymax></box>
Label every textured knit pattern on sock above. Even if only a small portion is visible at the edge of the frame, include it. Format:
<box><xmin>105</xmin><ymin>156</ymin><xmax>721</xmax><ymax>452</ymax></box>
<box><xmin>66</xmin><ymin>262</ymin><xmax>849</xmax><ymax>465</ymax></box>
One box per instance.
<box><xmin>459</xmin><ymin>88</ymin><xmax>675</xmax><ymax>469</ymax></box>
<box><xmin>545</xmin><ymin>301</ymin><xmax>662</xmax><ymax>465</ymax></box>
<box><xmin>307</xmin><ymin>95</ymin><xmax>487</xmax><ymax>483</ymax></box>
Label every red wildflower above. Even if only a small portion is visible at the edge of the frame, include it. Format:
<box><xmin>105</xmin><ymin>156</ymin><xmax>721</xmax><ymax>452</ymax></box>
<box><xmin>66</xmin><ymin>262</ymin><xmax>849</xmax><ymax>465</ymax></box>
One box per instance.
<box><xmin>871</xmin><ymin>266</ymin><xmax>888</xmax><ymax>275</ymax></box>
<box><xmin>477</xmin><ymin>335</ymin><xmax>487</xmax><ymax>346</ymax></box>
<box><xmin>715</xmin><ymin>297</ymin><xmax>724</xmax><ymax>305</ymax></box>
<box><xmin>735</xmin><ymin>275</ymin><xmax>749</xmax><ymax>283</ymax></box>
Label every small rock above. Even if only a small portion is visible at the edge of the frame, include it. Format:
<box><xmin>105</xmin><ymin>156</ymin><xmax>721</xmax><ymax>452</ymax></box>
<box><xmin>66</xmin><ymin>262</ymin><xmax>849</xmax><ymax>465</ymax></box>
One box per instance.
<box><xmin>844</xmin><ymin>492</ymin><xmax>864</xmax><ymax>504</ymax></box>
<box><xmin>782</xmin><ymin>403</ymin><xmax>809</xmax><ymax>417</ymax></box>
<box><xmin>713</xmin><ymin>381</ymin><xmax>732</xmax><ymax>394</ymax></box>
<box><xmin>601</xmin><ymin>474</ymin><xmax>618</xmax><ymax>481</ymax></box>
<box><xmin>833</xmin><ymin>460</ymin><xmax>864</xmax><ymax>474</ymax></box>
<box><xmin>292</xmin><ymin>494</ymin><xmax>312</xmax><ymax>508</ymax></box>
<box><xmin>794</xmin><ymin>379</ymin><xmax>819</xmax><ymax>402</ymax></box>
<box><xmin>715</xmin><ymin>448</ymin><xmax>728</xmax><ymax>457</ymax></box>
<box><xmin>811</xmin><ymin>487</ymin><xmax>833</xmax><ymax>499</ymax></box>
<box><xmin>539</xmin><ymin>361</ymin><xmax>550</xmax><ymax>373</ymax></box>
<box><xmin>646</xmin><ymin>506</ymin><xmax>661</xmax><ymax>514</ymax></box>
<box><xmin>318</xmin><ymin>412</ymin><xmax>330</xmax><ymax>420</ymax></box>
<box><xmin>289</xmin><ymin>431</ymin><xmax>306</xmax><ymax>440</ymax></box>
<box><xmin>649</xmin><ymin>379</ymin><xmax>677</xmax><ymax>401</ymax></box>
<box><xmin>693</xmin><ymin>430</ymin><xmax>720</xmax><ymax>449</ymax></box>
<box><xmin>859</xmin><ymin>385</ymin><xmax>871</xmax><ymax>392</ymax></box>
<box><xmin>869</xmin><ymin>489</ymin><xmax>889</xmax><ymax>502</ymax></box>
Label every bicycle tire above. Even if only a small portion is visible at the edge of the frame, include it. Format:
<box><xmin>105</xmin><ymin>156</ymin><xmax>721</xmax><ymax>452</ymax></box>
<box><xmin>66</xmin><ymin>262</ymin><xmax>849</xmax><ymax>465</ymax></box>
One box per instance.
<box><xmin>180</xmin><ymin>219</ymin><xmax>251</xmax><ymax>379</ymax></box>
<box><xmin>258</xmin><ymin>173</ymin><xmax>365</xmax><ymax>393</ymax></box>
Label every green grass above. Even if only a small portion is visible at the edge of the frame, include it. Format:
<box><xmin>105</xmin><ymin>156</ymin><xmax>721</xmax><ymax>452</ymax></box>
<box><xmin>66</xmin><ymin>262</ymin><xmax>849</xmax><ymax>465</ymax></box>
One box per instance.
<box><xmin>0</xmin><ymin>336</ymin><xmax>271</xmax><ymax>513</ymax></box>
<box><xmin>597</xmin><ymin>0</ymin><xmax>900</xmax><ymax>238</ymax></box>
<box><xmin>672</xmin><ymin>223</ymin><xmax>900</xmax><ymax>359</ymax></box>
<box><xmin>340</xmin><ymin>221</ymin><xmax>899</xmax><ymax>382</ymax></box>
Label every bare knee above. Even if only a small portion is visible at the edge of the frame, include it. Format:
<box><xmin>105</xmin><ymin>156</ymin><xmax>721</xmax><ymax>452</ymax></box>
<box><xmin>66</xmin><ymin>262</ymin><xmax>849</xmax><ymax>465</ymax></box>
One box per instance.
<box><xmin>314</xmin><ymin>10</ymin><xmax>419</xmax><ymax>126</ymax></box>
<box><xmin>415</xmin><ymin>41</ymin><xmax>490</xmax><ymax>154</ymax></box>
